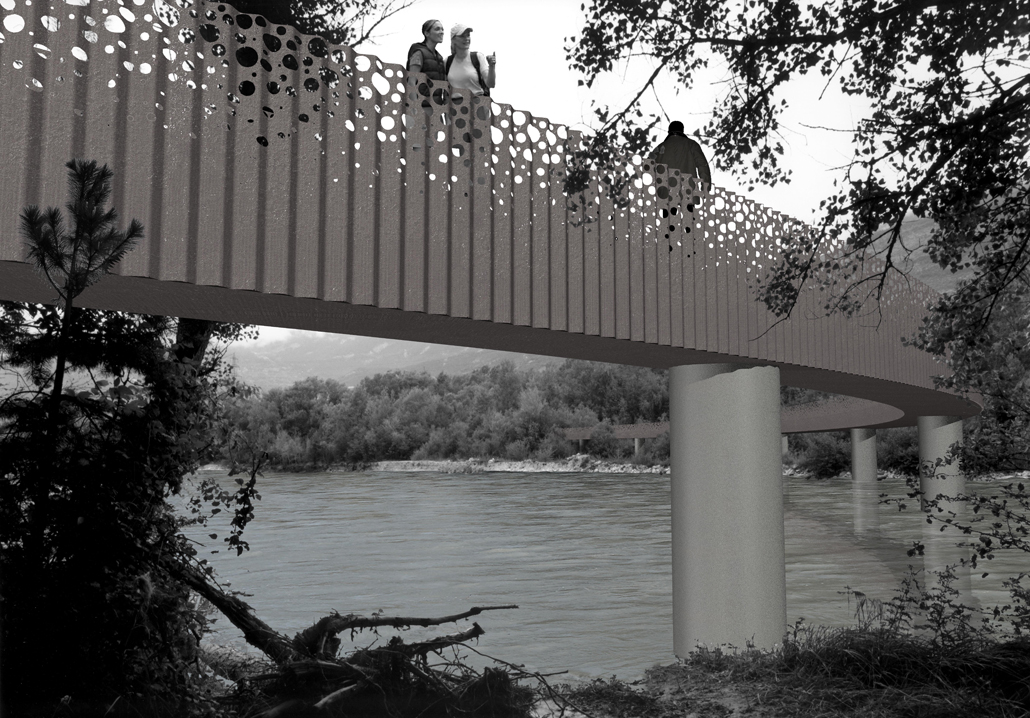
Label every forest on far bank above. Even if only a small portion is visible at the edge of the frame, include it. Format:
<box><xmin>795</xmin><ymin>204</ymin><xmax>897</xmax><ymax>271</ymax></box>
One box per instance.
<box><xmin>220</xmin><ymin>358</ymin><xmax>926</xmax><ymax>475</ymax></box>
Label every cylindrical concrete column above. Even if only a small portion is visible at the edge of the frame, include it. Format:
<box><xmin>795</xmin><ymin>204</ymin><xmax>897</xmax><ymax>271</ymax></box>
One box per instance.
<box><xmin>634</xmin><ymin>437</ymin><xmax>642</xmax><ymax>455</ymax></box>
<box><xmin>917</xmin><ymin>416</ymin><xmax>964</xmax><ymax>509</ymax></box>
<box><xmin>851</xmin><ymin>428</ymin><xmax>879</xmax><ymax>535</ymax></box>
<box><xmin>670</xmin><ymin>364</ymin><xmax>785</xmax><ymax>653</ymax></box>
<box><xmin>851</xmin><ymin>428</ymin><xmax>877</xmax><ymax>484</ymax></box>
<box><xmin>917</xmin><ymin>416</ymin><xmax>973</xmax><ymax>608</ymax></box>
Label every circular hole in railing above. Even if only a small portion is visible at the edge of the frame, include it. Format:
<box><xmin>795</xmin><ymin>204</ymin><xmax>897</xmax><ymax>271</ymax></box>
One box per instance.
<box><xmin>4</xmin><ymin>14</ymin><xmax>25</xmax><ymax>33</ymax></box>
<box><xmin>354</xmin><ymin>55</ymin><xmax>371</xmax><ymax>72</ymax></box>
<box><xmin>41</xmin><ymin>15</ymin><xmax>60</xmax><ymax>31</ymax></box>
<box><xmin>104</xmin><ymin>15</ymin><xmax>126</xmax><ymax>33</ymax></box>
<box><xmin>371</xmin><ymin>71</ymin><xmax>389</xmax><ymax>95</ymax></box>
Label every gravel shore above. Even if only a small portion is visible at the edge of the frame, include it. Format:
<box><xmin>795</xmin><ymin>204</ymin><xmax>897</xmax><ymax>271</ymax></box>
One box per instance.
<box><xmin>371</xmin><ymin>454</ymin><xmax>670</xmax><ymax>474</ymax></box>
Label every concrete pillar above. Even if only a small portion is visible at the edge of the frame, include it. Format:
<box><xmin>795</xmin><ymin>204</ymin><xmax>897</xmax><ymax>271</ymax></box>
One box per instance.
<box><xmin>917</xmin><ymin>416</ymin><xmax>973</xmax><ymax>607</ymax></box>
<box><xmin>851</xmin><ymin>428</ymin><xmax>877</xmax><ymax>484</ymax></box>
<box><xmin>634</xmin><ymin>437</ymin><xmax>642</xmax><ymax>455</ymax></box>
<box><xmin>781</xmin><ymin>435</ymin><xmax>791</xmax><ymax>501</ymax></box>
<box><xmin>917</xmin><ymin>416</ymin><xmax>964</xmax><ymax>510</ymax></box>
<box><xmin>670</xmin><ymin>364</ymin><xmax>785</xmax><ymax>653</ymax></box>
<box><xmin>577</xmin><ymin>438</ymin><xmax>584</xmax><ymax>452</ymax></box>
<box><xmin>851</xmin><ymin>428</ymin><xmax>879</xmax><ymax>535</ymax></box>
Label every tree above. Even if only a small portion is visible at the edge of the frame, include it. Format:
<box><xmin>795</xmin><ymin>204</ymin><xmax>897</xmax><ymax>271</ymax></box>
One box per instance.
<box><xmin>227</xmin><ymin>0</ymin><xmax>415</xmax><ymax>48</ymax></box>
<box><xmin>21</xmin><ymin>159</ymin><xmax>143</xmax><ymax>421</ymax></box>
<box><xmin>566</xmin><ymin>1</ymin><xmax>1029</xmax><ymax>316</ymax></box>
<box><xmin>0</xmin><ymin>162</ymin><xmax>256</xmax><ymax>713</ymax></box>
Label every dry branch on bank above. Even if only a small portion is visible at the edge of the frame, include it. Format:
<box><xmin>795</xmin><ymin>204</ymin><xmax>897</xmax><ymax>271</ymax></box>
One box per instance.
<box><xmin>171</xmin><ymin>560</ymin><xmax>534</xmax><ymax>716</ymax></box>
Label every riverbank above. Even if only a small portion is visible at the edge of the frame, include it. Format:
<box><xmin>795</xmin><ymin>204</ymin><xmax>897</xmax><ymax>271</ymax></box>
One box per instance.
<box><xmin>556</xmin><ymin>634</ymin><xmax>1030</xmax><ymax>717</ymax></box>
<box><xmin>371</xmin><ymin>454</ymin><xmax>670</xmax><ymax>474</ymax></box>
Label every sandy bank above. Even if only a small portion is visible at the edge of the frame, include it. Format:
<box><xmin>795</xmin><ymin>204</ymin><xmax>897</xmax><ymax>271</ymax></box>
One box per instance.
<box><xmin>371</xmin><ymin>454</ymin><xmax>670</xmax><ymax>475</ymax></box>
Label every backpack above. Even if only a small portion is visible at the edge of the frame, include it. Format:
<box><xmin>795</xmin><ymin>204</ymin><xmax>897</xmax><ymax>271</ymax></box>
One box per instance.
<box><xmin>444</xmin><ymin>52</ymin><xmax>490</xmax><ymax>97</ymax></box>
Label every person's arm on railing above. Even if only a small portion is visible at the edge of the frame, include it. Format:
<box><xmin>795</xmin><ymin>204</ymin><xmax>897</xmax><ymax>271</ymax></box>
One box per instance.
<box><xmin>484</xmin><ymin>52</ymin><xmax>496</xmax><ymax>89</ymax></box>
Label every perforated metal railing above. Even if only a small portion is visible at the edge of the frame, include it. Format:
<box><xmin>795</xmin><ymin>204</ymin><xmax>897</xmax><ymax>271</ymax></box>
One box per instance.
<box><xmin>0</xmin><ymin>0</ymin><xmax>979</xmax><ymax>426</ymax></box>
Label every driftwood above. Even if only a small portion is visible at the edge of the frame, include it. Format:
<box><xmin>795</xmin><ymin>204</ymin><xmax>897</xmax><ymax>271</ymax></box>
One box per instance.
<box><xmin>171</xmin><ymin>559</ymin><xmax>532</xmax><ymax>716</ymax></box>
<box><xmin>173</xmin><ymin>560</ymin><xmax>299</xmax><ymax>664</ymax></box>
<box><xmin>292</xmin><ymin>606</ymin><xmax>516</xmax><ymax>658</ymax></box>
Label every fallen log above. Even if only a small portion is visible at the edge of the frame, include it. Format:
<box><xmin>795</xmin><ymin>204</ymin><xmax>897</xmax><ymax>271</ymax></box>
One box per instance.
<box><xmin>170</xmin><ymin>560</ymin><xmax>298</xmax><ymax>664</ymax></box>
<box><xmin>170</xmin><ymin>559</ymin><xmax>535</xmax><ymax>715</ymax></box>
<box><xmin>292</xmin><ymin>605</ymin><xmax>516</xmax><ymax>658</ymax></box>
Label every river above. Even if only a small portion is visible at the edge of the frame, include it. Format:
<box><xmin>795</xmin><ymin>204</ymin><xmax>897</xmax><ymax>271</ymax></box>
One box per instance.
<box><xmin>179</xmin><ymin>469</ymin><xmax>1026</xmax><ymax>680</ymax></box>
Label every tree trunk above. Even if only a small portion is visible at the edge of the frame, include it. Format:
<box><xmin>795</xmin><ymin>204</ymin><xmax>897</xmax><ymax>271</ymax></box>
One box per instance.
<box><xmin>174</xmin><ymin>317</ymin><xmax>216</xmax><ymax>366</ymax></box>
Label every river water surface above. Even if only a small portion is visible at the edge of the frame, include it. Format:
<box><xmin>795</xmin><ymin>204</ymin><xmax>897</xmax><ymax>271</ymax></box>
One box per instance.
<box><xmin>179</xmin><ymin>470</ymin><xmax>1025</xmax><ymax>680</ymax></box>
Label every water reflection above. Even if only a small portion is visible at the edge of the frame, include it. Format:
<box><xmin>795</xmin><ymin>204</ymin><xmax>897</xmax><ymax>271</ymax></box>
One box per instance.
<box><xmin>852</xmin><ymin>481</ymin><xmax>880</xmax><ymax>536</ymax></box>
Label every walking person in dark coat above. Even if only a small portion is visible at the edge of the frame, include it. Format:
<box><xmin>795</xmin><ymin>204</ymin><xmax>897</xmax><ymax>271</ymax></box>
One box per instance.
<box><xmin>650</xmin><ymin>121</ymin><xmax>711</xmax><ymax>184</ymax></box>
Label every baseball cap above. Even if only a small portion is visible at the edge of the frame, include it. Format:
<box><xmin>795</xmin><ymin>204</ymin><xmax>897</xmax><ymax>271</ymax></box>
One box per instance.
<box><xmin>450</xmin><ymin>23</ymin><xmax>472</xmax><ymax>38</ymax></box>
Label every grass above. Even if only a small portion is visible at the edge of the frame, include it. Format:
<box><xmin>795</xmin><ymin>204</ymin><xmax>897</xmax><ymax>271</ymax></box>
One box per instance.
<box><xmin>558</xmin><ymin>626</ymin><xmax>1030</xmax><ymax>718</ymax></box>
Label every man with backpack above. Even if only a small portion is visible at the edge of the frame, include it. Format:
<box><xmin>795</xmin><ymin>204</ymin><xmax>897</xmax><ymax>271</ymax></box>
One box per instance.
<box><xmin>446</xmin><ymin>24</ymin><xmax>496</xmax><ymax>97</ymax></box>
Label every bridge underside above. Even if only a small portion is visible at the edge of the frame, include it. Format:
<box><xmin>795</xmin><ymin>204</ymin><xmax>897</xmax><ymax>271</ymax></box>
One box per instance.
<box><xmin>1</xmin><ymin>261</ymin><xmax>974</xmax><ymax>431</ymax></box>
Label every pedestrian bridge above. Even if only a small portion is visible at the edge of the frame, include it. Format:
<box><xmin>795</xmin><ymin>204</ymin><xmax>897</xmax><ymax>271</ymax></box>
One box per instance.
<box><xmin>0</xmin><ymin>0</ymin><xmax>979</xmax><ymax>654</ymax></box>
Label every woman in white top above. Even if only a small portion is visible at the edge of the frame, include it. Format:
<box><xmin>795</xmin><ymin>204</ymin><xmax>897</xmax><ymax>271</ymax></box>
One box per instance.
<box><xmin>446</xmin><ymin>24</ymin><xmax>496</xmax><ymax>97</ymax></box>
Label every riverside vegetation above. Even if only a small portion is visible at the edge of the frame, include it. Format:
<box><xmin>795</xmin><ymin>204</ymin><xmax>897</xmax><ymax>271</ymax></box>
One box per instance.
<box><xmin>216</xmin><ymin>366</ymin><xmax>928</xmax><ymax>478</ymax></box>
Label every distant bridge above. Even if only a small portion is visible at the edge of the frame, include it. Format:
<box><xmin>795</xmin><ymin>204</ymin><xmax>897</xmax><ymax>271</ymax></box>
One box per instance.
<box><xmin>0</xmin><ymin>0</ymin><xmax>978</xmax><ymax>654</ymax></box>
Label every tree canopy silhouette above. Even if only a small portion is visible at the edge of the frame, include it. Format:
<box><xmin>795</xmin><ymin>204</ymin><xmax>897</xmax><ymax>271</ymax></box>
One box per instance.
<box><xmin>566</xmin><ymin>0</ymin><xmax>1029</xmax><ymax>319</ymax></box>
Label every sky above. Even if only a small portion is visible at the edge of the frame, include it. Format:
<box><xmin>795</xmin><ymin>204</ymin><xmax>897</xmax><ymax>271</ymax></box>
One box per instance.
<box><xmin>252</xmin><ymin>0</ymin><xmax>868</xmax><ymax>345</ymax></box>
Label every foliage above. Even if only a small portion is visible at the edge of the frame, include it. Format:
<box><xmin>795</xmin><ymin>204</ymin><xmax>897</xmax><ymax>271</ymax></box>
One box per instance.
<box><xmin>0</xmin><ymin>161</ymin><xmax>255</xmax><ymax>713</ymax></box>
<box><xmin>566</xmin><ymin>1</ymin><xmax>1029</xmax><ymax>315</ymax></box>
<box><xmin>226</xmin><ymin>0</ymin><xmax>414</xmax><ymax>48</ymax></box>
<box><xmin>20</xmin><ymin>159</ymin><xmax>144</xmax><ymax>420</ymax></box>
<box><xmin>876</xmin><ymin>426</ymin><xmax>921</xmax><ymax>476</ymax></box>
<box><xmin>916</xmin><ymin>276</ymin><xmax>1030</xmax><ymax>475</ymax></box>
<box><xmin>795</xmin><ymin>432</ymin><xmax>851</xmax><ymax>479</ymax></box>
<box><xmin>221</xmin><ymin>360</ymin><xmax>670</xmax><ymax>468</ymax></box>
<box><xmin>585</xmin><ymin>420</ymin><xmax>626</xmax><ymax>460</ymax></box>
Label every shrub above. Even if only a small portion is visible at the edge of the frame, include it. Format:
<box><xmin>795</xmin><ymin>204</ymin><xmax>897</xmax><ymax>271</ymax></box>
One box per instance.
<box><xmin>878</xmin><ymin>426</ymin><xmax>920</xmax><ymax>475</ymax></box>
<box><xmin>796</xmin><ymin>432</ymin><xmax>850</xmax><ymax>478</ymax></box>
<box><xmin>587</xmin><ymin>421</ymin><xmax>626</xmax><ymax>459</ymax></box>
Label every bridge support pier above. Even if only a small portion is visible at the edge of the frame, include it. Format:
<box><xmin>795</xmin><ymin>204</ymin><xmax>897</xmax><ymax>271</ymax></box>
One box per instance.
<box><xmin>851</xmin><ymin>428</ymin><xmax>877</xmax><ymax>484</ymax></box>
<box><xmin>851</xmin><ymin>428</ymin><xmax>879</xmax><ymax>535</ymax></box>
<box><xmin>670</xmin><ymin>364</ymin><xmax>786</xmax><ymax>654</ymax></box>
<box><xmin>917</xmin><ymin>416</ymin><xmax>964</xmax><ymax>509</ymax></box>
<box><xmin>917</xmin><ymin>416</ymin><xmax>972</xmax><ymax>602</ymax></box>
